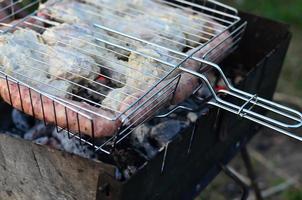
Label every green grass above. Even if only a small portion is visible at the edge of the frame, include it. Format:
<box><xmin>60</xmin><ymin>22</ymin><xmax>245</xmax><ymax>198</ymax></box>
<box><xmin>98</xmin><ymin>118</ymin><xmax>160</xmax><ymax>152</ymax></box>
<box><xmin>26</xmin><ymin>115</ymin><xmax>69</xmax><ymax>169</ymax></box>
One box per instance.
<box><xmin>282</xmin><ymin>188</ymin><xmax>302</xmax><ymax>200</ymax></box>
<box><xmin>232</xmin><ymin>0</ymin><xmax>302</xmax><ymax>27</ymax></box>
<box><xmin>224</xmin><ymin>0</ymin><xmax>302</xmax><ymax>98</ymax></box>
<box><xmin>271</xmin><ymin>177</ymin><xmax>285</xmax><ymax>187</ymax></box>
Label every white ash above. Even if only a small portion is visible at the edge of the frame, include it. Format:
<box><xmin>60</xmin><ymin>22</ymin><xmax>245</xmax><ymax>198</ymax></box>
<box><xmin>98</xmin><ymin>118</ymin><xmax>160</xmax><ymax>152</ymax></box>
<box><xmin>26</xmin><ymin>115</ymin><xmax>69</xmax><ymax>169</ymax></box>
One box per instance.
<box><xmin>24</xmin><ymin>121</ymin><xmax>53</xmax><ymax>140</ymax></box>
<box><xmin>150</xmin><ymin>120</ymin><xmax>187</xmax><ymax>147</ymax></box>
<box><xmin>9</xmin><ymin>109</ymin><xmax>96</xmax><ymax>159</ymax></box>
<box><xmin>187</xmin><ymin>112</ymin><xmax>198</xmax><ymax>123</ymax></box>
<box><xmin>33</xmin><ymin>136</ymin><xmax>49</xmax><ymax>145</ymax></box>
<box><xmin>131</xmin><ymin>124</ymin><xmax>158</xmax><ymax>159</ymax></box>
<box><xmin>52</xmin><ymin>129</ymin><xmax>96</xmax><ymax>159</ymax></box>
<box><xmin>2</xmin><ymin>131</ymin><xmax>23</xmax><ymax>139</ymax></box>
<box><xmin>129</xmin><ymin>96</ymin><xmax>212</xmax><ymax>160</ymax></box>
<box><xmin>131</xmin><ymin>119</ymin><xmax>188</xmax><ymax>159</ymax></box>
<box><xmin>12</xmin><ymin>109</ymin><xmax>35</xmax><ymax>132</ymax></box>
<box><xmin>123</xmin><ymin>166</ymin><xmax>138</xmax><ymax>180</ymax></box>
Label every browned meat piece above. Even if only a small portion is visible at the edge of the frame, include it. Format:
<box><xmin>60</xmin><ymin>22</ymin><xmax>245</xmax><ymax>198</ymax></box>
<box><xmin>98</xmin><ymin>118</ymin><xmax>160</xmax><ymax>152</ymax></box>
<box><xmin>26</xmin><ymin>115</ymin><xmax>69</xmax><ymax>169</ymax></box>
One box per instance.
<box><xmin>119</xmin><ymin>31</ymin><xmax>232</xmax><ymax>125</ymax></box>
<box><xmin>0</xmin><ymin>79</ymin><xmax>121</xmax><ymax>137</ymax></box>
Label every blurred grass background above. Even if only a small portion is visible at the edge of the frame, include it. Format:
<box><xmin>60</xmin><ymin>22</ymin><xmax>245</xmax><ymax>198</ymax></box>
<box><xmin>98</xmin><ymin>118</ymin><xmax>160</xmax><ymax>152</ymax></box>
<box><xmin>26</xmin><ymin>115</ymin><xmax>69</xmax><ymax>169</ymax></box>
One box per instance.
<box><xmin>197</xmin><ymin>1</ymin><xmax>302</xmax><ymax>199</ymax></box>
<box><xmin>224</xmin><ymin>0</ymin><xmax>302</xmax><ymax>98</ymax></box>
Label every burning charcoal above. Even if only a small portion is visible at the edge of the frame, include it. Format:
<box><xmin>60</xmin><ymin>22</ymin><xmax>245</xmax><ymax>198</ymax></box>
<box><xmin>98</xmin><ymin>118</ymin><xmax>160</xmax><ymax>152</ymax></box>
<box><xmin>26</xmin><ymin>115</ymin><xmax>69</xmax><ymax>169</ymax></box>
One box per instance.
<box><xmin>123</xmin><ymin>166</ymin><xmax>138</xmax><ymax>180</ymax></box>
<box><xmin>150</xmin><ymin>120</ymin><xmax>187</xmax><ymax>147</ymax></box>
<box><xmin>47</xmin><ymin>137</ymin><xmax>62</xmax><ymax>149</ymax></box>
<box><xmin>111</xmin><ymin>147</ymin><xmax>146</xmax><ymax>176</ymax></box>
<box><xmin>131</xmin><ymin>124</ymin><xmax>151</xmax><ymax>144</ymax></box>
<box><xmin>33</xmin><ymin>136</ymin><xmax>49</xmax><ymax>145</ymax></box>
<box><xmin>52</xmin><ymin>130</ymin><xmax>96</xmax><ymax>159</ymax></box>
<box><xmin>115</xmin><ymin>168</ymin><xmax>123</xmax><ymax>181</ymax></box>
<box><xmin>24</xmin><ymin>122</ymin><xmax>54</xmax><ymax>140</ymax></box>
<box><xmin>2</xmin><ymin>131</ymin><xmax>22</xmax><ymax>138</ymax></box>
<box><xmin>187</xmin><ymin>112</ymin><xmax>198</xmax><ymax>123</ymax></box>
<box><xmin>131</xmin><ymin>124</ymin><xmax>157</xmax><ymax>159</ymax></box>
<box><xmin>12</xmin><ymin>109</ymin><xmax>35</xmax><ymax>132</ymax></box>
<box><xmin>87</xmin><ymin>83</ymin><xmax>110</xmax><ymax>102</ymax></box>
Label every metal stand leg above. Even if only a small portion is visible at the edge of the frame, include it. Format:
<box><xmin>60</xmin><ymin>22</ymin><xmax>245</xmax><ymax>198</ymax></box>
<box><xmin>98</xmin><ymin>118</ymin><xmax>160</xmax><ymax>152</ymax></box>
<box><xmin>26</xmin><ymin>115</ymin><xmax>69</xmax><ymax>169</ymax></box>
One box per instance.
<box><xmin>241</xmin><ymin>147</ymin><xmax>263</xmax><ymax>200</ymax></box>
<box><xmin>220</xmin><ymin>164</ymin><xmax>249</xmax><ymax>200</ymax></box>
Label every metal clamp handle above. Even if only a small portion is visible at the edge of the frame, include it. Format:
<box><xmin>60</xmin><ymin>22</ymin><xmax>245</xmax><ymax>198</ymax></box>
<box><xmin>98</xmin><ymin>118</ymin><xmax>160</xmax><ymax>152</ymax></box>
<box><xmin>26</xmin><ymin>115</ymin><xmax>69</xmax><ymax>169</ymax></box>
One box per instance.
<box><xmin>179</xmin><ymin>61</ymin><xmax>302</xmax><ymax>142</ymax></box>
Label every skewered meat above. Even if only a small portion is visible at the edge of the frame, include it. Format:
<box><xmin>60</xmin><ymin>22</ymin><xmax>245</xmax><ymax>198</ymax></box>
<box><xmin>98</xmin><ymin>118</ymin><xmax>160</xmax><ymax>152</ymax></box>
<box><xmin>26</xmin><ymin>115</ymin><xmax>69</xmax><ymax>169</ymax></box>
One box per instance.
<box><xmin>0</xmin><ymin>29</ymin><xmax>49</xmax><ymax>87</ymax></box>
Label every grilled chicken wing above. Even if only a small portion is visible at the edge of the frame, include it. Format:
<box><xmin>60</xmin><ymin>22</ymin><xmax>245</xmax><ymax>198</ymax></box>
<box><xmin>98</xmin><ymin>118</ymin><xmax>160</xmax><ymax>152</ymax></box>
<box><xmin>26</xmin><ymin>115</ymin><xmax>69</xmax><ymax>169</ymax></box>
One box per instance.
<box><xmin>0</xmin><ymin>29</ymin><xmax>99</xmax><ymax>97</ymax></box>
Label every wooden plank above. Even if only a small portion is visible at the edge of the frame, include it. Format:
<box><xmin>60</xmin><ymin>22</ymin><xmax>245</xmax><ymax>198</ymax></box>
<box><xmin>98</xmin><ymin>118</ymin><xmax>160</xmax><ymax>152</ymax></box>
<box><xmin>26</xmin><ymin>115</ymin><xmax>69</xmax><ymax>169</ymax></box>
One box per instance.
<box><xmin>0</xmin><ymin>134</ymin><xmax>115</xmax><ymax>200</ymax></box>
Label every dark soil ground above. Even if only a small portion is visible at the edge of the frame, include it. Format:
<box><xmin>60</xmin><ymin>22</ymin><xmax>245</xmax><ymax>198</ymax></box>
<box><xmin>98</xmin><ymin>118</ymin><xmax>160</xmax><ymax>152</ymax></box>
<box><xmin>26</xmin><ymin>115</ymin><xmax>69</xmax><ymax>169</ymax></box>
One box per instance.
<box><xmin>196</xmin><ymin>127</ymin><xmax>302</xmax><ymax>200</ymax></box>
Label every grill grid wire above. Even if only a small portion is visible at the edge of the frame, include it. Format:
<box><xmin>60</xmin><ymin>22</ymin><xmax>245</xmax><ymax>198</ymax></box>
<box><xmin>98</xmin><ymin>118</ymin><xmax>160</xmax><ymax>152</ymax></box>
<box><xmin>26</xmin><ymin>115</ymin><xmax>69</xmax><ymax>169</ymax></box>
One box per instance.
<box><xmin>0</xmin><ymin>0</ymin><xmax>300</xmax><ymax>154</ymax></box>
<box><xmin>0</xmin><ymin>0</ymin><xmax>240</xmax><ymax>115</ymax></box>
<box><xmin>0</xmin><ymin>0</ymin><xmax>238</xmax><ymax>111</ymax></box>
<box><xmin>0</xmin><ymin>0</ymin><xmax>241</xmax><ymax>152</ymax></box>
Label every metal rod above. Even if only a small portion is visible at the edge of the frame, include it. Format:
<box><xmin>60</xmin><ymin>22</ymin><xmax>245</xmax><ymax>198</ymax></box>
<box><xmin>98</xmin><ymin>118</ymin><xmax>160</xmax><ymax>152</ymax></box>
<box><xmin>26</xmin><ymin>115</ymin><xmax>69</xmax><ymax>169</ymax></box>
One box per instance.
<box><xmin>241</xmin><ymin>147</ymin><xmax>263</xmax><ymax>200</ymax></box>
<box><xmin>220</xmin><ymin>164</ymin><xmax>249</xmax><ymax>200</ymax></box>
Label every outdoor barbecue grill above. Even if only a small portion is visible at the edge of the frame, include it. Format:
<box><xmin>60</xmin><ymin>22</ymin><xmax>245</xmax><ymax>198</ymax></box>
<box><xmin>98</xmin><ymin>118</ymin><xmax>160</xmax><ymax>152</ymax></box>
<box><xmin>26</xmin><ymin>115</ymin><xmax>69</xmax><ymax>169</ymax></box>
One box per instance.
<box><xmin>0</xmin><ymin>0</ymin><xmax>301</xmax><ymax>153</ymax></box>
<box><xmin>0</xmin><ymin>0</ymin><xmax>300</xmax><ymax>199</ymax></box>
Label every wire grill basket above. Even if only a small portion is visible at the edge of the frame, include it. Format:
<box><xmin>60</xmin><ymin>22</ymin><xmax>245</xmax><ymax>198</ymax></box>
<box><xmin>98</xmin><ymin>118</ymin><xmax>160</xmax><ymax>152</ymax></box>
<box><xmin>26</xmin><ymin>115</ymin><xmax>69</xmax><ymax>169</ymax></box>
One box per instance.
<box><xmin>0</xmin><ymin>0</ymin><xmax>301</xmax><ymax>154</ymax></box>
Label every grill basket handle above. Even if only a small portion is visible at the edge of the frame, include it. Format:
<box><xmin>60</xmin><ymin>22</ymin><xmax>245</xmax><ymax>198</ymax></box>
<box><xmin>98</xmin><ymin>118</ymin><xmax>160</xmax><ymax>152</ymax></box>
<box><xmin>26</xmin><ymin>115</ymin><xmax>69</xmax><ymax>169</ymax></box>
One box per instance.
<box><xmin>179</xmin><ymin>62</ymin><xmax>302</xmax><ymax>142</ymax></box>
